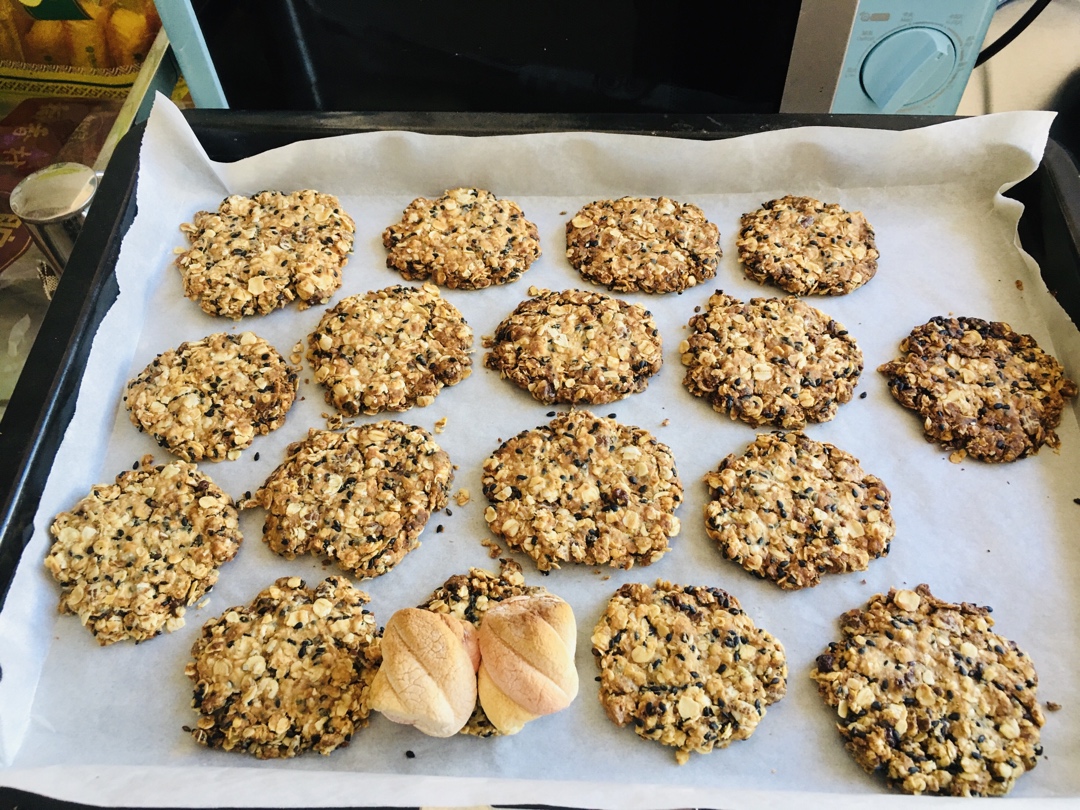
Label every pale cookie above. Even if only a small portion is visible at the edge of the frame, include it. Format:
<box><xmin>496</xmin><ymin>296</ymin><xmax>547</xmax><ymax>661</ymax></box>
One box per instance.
<box><xmin>418</xmin><ymin>560</ymin><xmax>546</xmax><ymax>737</ymax></box>
<box><xmin>251</xmin><ymin>421</ymin><xmax>452</xmax><ymax>579</ymax></box>
<box><xmin>704</xmin><ymin>432</ymin><xmax>893</xmax><ymax>589</ymax></box>
<box><xmin>482</xmin><ymin>411</ymin><xmax>682</xmax><ymax>571</ymax></box>
<box><xmin>382</xmin><ymin>187</ymin><xmax>541</xmax><ymax>289</ymax></box>
<box><xmin>565</xmin><ymin>196</ymin><xmax>720</xmax><ymax>294</ymax></box>
<box><xmin>737</xmin><ymin>195</ymin><xmax>878</xmax><ymax>295</ymax></box>
<box><xmin>176</xmin><ymin>190</ymin><xmax>355</xmax><ymax>318</ymax></box>
<box><xmin>878</xmin><ymin>316</ymin><xmax>1078</xmax><ymax>462</ymax></box>
<box><xmin>185</xmin><ymin>576</ymin><xmax>381</xmax><ymax>759</ymax></box>
<box><xmin>812</xmin><ymin>585</ymin><xmax>1045</xmax><ymax>796</ymax></box>
<box><xmin>592</xmin><ymin>580</ymin><xmax>787</xmax><ymax>764</ymax></box>
<box><xmin>680</xmin><ymin>291</ymin><xmax>863</xmax><ymax>428</ymax></box>
<box><xmin>483</xmin><ymin>288</ymin><xmax>662</xmax><ymax>405</ymax></box>
<box><xmin>45</xmin><ymin>460</ymin><xmax>241</xmax><ymax>645</ymax></box>
<box><xmin>124</xmin><ymin>331</ymin><xmax>299</xmax><ymax>462</ymax></box>
<box><xmin>307</xmin><ymin>284</ymin><xmax>473</xmax><ymax>415</ymax></box>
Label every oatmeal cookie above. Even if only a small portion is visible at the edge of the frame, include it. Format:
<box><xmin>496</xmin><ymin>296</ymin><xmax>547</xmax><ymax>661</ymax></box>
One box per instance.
<box><xmin>176</xmin><ymin>190</ymin><xmax>355</xmax><ymax>318</ymax></box>
<box><xmin>124</xmin><ymin>331</ymin><xmax>299</xmax><ymax>462</ymax></box>
<box><xmin>592</xmin><ymin>580</ymin><xmax>787</xmax><ymax>764</ymax></box>
<box><xmin>878</xmin><ymin>316</ymin><xmax>1078</xmax><ymax>462</ymax></box>
<box><xmin>382</xmin><ymin>188</ymin><xmax>541</xmax><ymax>289</ymax></box>
<box><xmin>737</xmin><ymin>195</ymin><xmax>878</xmax><ymax>296</ymax></box>
<box><xmin>812</xmin><ymin>585</ymin><xmax>1045</xmax><ymax>796</ymax></box>
<box><xmin>703</xmin><ymin>432</ymin><xmax>893</xmax><ymax>589</ymax></box>
<box><xmin>251</xmin><ymin>422</ymin><xmax>452</xmax><ymax>579</ymax></box>
<box><xmin>482</xmin><ymin>411</ymin><xmax>682</xmax><ymax>571</ymax></box>
<box><xmin>419</xmin><ymin>559</ymin><xmax>546</xmax><ymax>737</ymax></box>
<box><xmin>565</xmin><ymin>196</ymin><xmax>720</xmax><ymax>293</ymax></box>
<box><xmin>680</xmin><ymin>291</ymin><xmax>863</xmax><ymax>428</ymax></box>
<box><xmin>45</xmin><ymin>459</ymin><xmax>241</xmax><ymax>645</ymax></box>
<box><xmin>186</xmin><ymin>576</ymin><xmax>381</xmax><ymax>759</ymax></box>
<box><xmin>308</xmin><ymin>284</ymin><xmax>473</xmax><ymax>415</ymax></box>
<box><xmin>483</xmin><ymin>288</ymin><xmax>662</xmax><ymax>405</ymax></box>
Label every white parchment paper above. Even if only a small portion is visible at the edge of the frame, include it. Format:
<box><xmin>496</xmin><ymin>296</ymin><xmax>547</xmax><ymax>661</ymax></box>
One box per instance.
<box><xmin>1</xmin><ymin>97</ymin><xmax>1078</xmax><ymax>808</ymax></box>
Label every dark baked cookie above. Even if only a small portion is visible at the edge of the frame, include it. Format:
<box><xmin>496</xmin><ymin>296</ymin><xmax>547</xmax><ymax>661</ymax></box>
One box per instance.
<box><xmin>124</xmin><ymin>331</ymin><xmax>299</xmax><ymax>462</ymax></box>
<box><xmin>878</xmin><ymin>316</ymin><xmax>1078</xmax><ymax>462</ymax></box>
<box><xmin>45</xmin><ymin>459</ymin><xmax>242</xmax><ymax>645</ymax></box>
<box><xmin>704</xmin><ymin>432</ymin><xmax>893</xmax><ymax>589</ymax></box>
<box><xmin>307</xmin><ymin>284</ymin><xmax>473</xmax><ymax>415</ymax></box>
<box><xmin>736</xmin><ymin>195</ymin><xmax>878</xmax><ymax>296</ymax></box>
<box><xmin>680</xmin><ymin>291</ymin><xmax>863</xmax><ymax>428</ymax></box>
<box><xmin>812</xmin><ymin>585</ymin><xmax>1045</xmax><ymax>796</ymax></box>
<box><xmin>592</xmin><ymin>580</ymin><xmax>787</xmax><ymax>764</ymax></box>
<box><xmin>250</xmin><ymin>422</ymin><xmax>452</xmax><ymax>579</ymax></box>
<box><xmin>382</xmin><ymin>187</ymin><xmax>541</xmax><ymax>289</ymax></box>
<box><xmin>185</xmin><ymin>576</ymin><xmax>381</xmax><ymax>758</ymax></box>
<box><xmin>483</xmin><ymin>288</ymin><xmax>662</xmax><ymax>405</ymax></box>
<box><xmin>482</xmin><ymin>410</ymin><xmax>682</xmax><ymax>571</ymax></box>
<box><xmin>565</xmin><ymin>196</ymin><xmax>721</xmax><ymax>293</ymax></box>
<box><xmin>176</xmin><ymin>190</ymin><xmax>354</xmax><ymax>318</ymax></box>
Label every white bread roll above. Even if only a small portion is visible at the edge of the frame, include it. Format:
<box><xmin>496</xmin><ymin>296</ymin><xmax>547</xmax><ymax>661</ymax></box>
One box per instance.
<box><xmin>476</xmin><ymin>593</ymin><xmax>579</xmax><ymax>735</ymax></box>
<box><xmin>368</xmin><ymin>608</ymin><xmax>479</xmax><ymax>737</ymax></box>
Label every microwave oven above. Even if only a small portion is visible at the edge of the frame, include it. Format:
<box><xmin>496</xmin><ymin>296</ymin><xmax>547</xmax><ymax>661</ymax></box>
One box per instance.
<box><xmin>174</xmin><ymin>0</ymin><xmax>998</xmax><ymax>115</ymax></box>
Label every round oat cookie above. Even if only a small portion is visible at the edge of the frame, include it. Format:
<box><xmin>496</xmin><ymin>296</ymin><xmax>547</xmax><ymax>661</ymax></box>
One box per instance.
<box><xmin>680</xmin><ymin>291</ymin><xmax>863</xmax><ymax>428</ymax></box>
<box><xmin>44</xmin><ymin>459</ymin><xmax>241</xmax><ymax>645</ymax></box>
<box><xmin>737</xmin><ymin>195</ymin><xmax>878</xmax><ymax>296</ymax></box>
<box><xmin>592</xmin><ymin>580</ymin><xmax>787</xmax><ymax>764</ymax></box>
<box><xmin>483</xmin><ymin>288</ymin><xmax>662</xmax><ymax>405</ymax></box>
<box><xmin>812</xmin><ymin>584</ymin><xmax>1045</xmax><ymax>796</ymax></box>
<box><xmin>176</xmin><ymin>190</ymin><xmax>355</xmax><ymax>319</ymax></box>
<box><xmin>482</xmin><ymin>411</ymin><xmax>682</xmax><ymax>571</ymax></box>
<box><xmin>185</xmin><ymin>576</ymin><xmax>381</xmax><ymax>759</ymax></box>
<box><xmin>382</xmin><ymin>187</ymin><xmax>541</xmax><ymax>289</ymax></box>
<box><xmin>878</xmin><ymin>316</ymin><xmax>1078</xmax><ymax>463</ymax></box>
<box><xmin>565</xmin><ymin>196</ymin><xmax>721</xmax><ymax>294</ymax></box>
<box><xmin>419</xmin><ymin>559</ymin><xmax>546</xmax><ymax>737</ymax></box>
<box><xmin>251</xmin><ymin>421</ymin><xmax>452</xmax><ymax>579</ymax></box>
<box><xmin>308</xmin><ymin>284</ymin><xmax>473</xmax><ymax>415</ymax></box>
<box><xmin>124</xmin><ymin>331</ymin><xmax>299</xmax><ymax>463</ymax></box>
<box><xmin>704</xmin><ymin>432</ymin><xmax>893</xmax><ymax>590</ymax></box>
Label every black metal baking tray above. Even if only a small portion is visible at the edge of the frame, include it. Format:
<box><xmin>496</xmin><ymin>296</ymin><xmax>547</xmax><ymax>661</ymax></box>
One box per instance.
<box><xmin>0</xmin><ymin>112</ymin><xmax>1077</xmax><ymax>810</ymax></box>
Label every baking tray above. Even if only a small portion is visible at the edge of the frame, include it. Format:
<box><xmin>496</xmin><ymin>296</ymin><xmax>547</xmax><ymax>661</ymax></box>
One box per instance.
<box><xmin>0</xmin><ymin>112</ymin><xmax>1078</xmax><ymax>809</ymax></box>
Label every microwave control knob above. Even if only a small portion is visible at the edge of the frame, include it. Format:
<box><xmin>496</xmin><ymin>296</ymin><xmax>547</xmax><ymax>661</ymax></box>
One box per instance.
<box><xmin>860</xmin><ymin>27</ymin><xmax>957</xmax><ymax>114</ymax></box>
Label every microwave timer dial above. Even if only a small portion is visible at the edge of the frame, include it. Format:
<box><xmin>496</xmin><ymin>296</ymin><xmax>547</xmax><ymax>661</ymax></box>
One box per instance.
<box><xmin>781</xmin><ymin>0</ymin><xmax>997</xmax><ymax>115</ymax></box>
<box><xmin>859</xmin><ymin>26</ymin><xmax>958</xmax><ymax>113</ymax></box>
